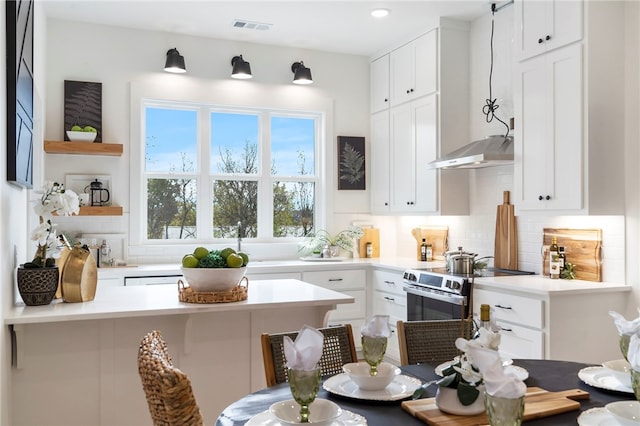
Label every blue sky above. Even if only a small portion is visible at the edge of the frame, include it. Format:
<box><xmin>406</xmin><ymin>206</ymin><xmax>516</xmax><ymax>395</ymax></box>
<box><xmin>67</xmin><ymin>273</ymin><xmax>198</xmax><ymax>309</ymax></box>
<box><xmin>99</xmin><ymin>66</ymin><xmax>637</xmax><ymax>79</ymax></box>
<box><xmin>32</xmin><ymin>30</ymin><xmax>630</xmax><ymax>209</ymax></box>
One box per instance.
<box><xmin>145</xmin><ymin>107</ymin><xmax>315</xmax><ymax>176</ymax></box>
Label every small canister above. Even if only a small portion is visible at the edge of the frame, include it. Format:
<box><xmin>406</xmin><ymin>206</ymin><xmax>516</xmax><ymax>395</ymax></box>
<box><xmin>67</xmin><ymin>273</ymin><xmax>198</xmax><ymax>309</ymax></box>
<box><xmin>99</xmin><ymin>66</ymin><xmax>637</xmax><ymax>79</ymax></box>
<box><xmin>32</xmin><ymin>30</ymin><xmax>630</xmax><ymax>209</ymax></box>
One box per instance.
<box><xmin>366</xmin><ymin>242</ymin><xmax>373</xmax><ymax>258</ymax></box>
<box><xmin>426</xmin><ymin>243</ymin><xmax>433</xmax><ymax>261</ymax></box>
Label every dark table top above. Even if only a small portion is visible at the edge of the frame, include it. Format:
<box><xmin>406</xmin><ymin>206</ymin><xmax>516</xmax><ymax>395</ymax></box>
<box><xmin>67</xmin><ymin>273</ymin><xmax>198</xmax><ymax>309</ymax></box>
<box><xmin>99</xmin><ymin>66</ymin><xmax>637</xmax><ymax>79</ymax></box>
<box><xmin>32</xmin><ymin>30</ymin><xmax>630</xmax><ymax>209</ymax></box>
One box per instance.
<box><xmin>215</xmin><ymin>359</ymin><xmax>635</xmax><ymax>425</ymax></box>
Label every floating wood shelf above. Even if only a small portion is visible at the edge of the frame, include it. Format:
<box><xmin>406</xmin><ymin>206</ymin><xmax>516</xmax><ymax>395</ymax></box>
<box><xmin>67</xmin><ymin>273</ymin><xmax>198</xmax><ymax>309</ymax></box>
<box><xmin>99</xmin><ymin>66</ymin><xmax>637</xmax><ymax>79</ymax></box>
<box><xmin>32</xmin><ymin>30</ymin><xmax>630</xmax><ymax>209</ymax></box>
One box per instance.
<box><xmin>44</xmin><ymin>141</ymin><xmax>123</xmax><ymax>156</ymax></box>
<box><xmin>79</xmin><ymin>206</ymin><xmax>123</xmax><ymax>216</ymax></box>
<box><xmin>54</xmin><ymin>206</ymin><xmax>123</xmax><ymax>216</ymax></box>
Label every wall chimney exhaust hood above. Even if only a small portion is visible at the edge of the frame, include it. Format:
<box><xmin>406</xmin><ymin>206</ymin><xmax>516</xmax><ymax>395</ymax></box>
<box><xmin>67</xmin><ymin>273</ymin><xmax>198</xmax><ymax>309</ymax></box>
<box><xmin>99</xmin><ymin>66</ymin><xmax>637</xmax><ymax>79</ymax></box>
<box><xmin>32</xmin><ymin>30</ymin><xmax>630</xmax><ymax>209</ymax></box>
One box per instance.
<box><xmin>427</xmin><ymin>135</ymin><xmax>513</xmax><ymax>169</ymax></box>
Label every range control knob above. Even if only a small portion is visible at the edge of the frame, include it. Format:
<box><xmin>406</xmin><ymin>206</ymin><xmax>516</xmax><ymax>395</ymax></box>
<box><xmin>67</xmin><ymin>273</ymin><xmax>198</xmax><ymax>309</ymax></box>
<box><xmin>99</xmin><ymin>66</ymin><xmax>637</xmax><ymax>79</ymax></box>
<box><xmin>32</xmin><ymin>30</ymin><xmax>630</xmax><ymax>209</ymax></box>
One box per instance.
<box><xmin>450</xmin><ymin>281</ymin><xmax>461</xmax><ymax>290</ymax></box>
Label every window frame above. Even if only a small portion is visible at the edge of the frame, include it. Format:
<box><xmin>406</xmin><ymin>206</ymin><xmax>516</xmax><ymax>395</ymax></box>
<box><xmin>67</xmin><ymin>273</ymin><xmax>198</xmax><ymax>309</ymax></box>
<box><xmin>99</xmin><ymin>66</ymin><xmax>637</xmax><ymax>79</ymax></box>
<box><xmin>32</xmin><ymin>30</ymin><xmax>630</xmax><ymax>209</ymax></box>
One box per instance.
<box><xmin>129</xmin><ymin>80</ymin><xmax>331</xmax><ymax>257</ymax></box>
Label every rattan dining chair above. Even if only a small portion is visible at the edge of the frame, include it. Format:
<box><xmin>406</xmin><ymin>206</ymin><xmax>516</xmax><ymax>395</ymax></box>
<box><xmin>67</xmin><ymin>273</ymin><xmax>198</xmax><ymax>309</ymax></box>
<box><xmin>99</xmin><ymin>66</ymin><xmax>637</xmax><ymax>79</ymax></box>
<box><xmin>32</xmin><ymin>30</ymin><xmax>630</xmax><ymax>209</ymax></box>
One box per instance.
<box><xmin>137</xmin><ymin>330</ymin><xmax>204</xmax><ymax>426</ymax></box>
<box><xmin>396</xmin><ymin>319</ymin><xmax>476</xmax><ymax>366</ymax></box>
<box><xmin>261</xmin><ymin>324</ymin><xmax>358</xmax><ymax>386</ymax></box>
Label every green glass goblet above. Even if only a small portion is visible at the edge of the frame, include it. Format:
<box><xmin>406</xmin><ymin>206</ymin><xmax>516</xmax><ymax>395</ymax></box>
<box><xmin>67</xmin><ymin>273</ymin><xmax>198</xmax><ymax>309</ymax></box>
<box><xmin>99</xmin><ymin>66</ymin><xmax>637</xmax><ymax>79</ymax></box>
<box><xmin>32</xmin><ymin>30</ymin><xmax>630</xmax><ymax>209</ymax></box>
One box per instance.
<box><xmin>287</xmin><ymin>367</ymin><xmax>321</xmax><ymax>423</ymax></box>
<box><xmin>362</xmin><ymin>335</ymin><xmax>387</xmax><ymax>376</ymax></box>
<box><xmin>620</xmin><ymin>334</ymin><xmax>631</xmax><ymax>361</ymax></box>
<box><xmin>485</xmin><ymin>392</ymin><xmax>525</xmax><ymax>426</ymax></box>
<box><xmin>631</xmin><ymin>369</ymin><xmax>640</xmax><ymax>402</ymax></box>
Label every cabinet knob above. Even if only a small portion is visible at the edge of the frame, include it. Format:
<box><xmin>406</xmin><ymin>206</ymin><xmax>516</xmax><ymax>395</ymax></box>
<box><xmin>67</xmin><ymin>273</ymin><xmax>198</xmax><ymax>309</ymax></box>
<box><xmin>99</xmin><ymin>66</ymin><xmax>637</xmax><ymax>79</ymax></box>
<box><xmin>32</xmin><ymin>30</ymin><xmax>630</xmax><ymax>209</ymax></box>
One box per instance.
<box><xmin>410</xmin><ymin>88</ymin><xmax>414</xmax><ymax>93</ymax></box>
<box><xmin>384</xmin><ymin>202</ymin><xmax>388</xmax><ymax>206</ymax></box>
<box><xmin>538</xmin><ymin>195</ymin><xmax>543</xmax><ymax>200</ymax></box>
<box><xmin>546</xmin><ymin>35</ymin><xmax>551</xmax><ymax>41</ymax></box>
<box><xmin>538</xmin><ymin>38</ymin><xmax>544</xmax><ymax>44</ymax></box>
<box><xmin>384</xmin><ymin>98</ymin><xmax>388</xmax><ymax>102</ymax></box>
<box><xmin>546</xmin><ymin>195</ymin><xmax>551</xmax><ymax>200</ymax></box>
<box><xmin>406</xmin><ymin>89</ymin><xmax>411</xmax><ymax>94</ymax></box>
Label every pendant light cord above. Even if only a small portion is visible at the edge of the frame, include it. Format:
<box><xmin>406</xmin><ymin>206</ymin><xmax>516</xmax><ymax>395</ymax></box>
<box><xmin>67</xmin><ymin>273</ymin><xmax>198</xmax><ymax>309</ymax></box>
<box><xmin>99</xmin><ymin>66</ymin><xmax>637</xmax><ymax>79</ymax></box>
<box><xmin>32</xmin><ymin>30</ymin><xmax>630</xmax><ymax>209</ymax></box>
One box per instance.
<box><xmin>482</xmin><ymin>3</ymin><xmax>510</xmax><ymax>138</ymax></box>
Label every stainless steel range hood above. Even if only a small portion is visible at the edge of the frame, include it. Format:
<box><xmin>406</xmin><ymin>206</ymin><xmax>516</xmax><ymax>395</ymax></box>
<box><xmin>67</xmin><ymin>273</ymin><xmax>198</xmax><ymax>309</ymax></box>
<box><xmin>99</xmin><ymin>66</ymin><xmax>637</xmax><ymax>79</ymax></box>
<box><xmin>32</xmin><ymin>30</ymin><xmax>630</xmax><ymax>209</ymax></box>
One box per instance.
<box><xmin>427</xmin><ymin>135</ymin><xmax>514</xmax><ymax>169</ymax></box>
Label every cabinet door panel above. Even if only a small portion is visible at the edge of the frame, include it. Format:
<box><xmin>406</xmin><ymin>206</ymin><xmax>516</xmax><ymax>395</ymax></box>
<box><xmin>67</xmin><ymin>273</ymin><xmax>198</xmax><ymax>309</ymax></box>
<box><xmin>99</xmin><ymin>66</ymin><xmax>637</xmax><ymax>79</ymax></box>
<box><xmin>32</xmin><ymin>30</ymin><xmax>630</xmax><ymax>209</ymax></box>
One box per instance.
<box><xmin>413</xmin><ymin>30</ymin><xmax>437</xmax><ymax>99</ymax></box>
<box><xmin>370</xmin><ymin>111</ymin><xmax>390</xmax><ymax>213</ymax></box>
<box><xmin>495</xmin><ymin>321</ymin><xmax>544</xmax><ymax>359</ymax></box>
<box><xmin>329</xmin><ymin>289</ymin><xmax>366</xmax><ymax>320</ymax></box>
<box><xmin>547</xmin><ymin>45</ymin><xmax>583</xmax><ymax>210</ymax></box>
<box><xmin>370</xmin><ymin>55</ymin><xmax>390</xmax><ymax>113</ymax></box>
<box><xmin>413</xmin><ymin>95</ymin><xmax>438</xmax><ymax>212</ymax></box>
<box><xmin>390</xmin><ymin>42</ymin><xmax>413</xmax><ymax>106</ymax></box>
<box><xmin>390</xmin><ymin>103</ymin><xmax>415</xmax><ymax>211</ymax></box>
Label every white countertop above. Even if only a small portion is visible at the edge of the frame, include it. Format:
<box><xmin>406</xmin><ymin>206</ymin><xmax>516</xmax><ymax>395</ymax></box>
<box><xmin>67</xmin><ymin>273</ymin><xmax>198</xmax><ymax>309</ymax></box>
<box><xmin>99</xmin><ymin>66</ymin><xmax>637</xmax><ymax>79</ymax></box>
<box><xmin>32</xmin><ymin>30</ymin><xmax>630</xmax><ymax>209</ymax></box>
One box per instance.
<box><xmin>474</xmin><ymin>274</ymin><xmax>630</xmax><ymax>295</ymax></box>
<box><xmin>5</xmin><ymin>279</ymin><xmax>354</xmax><ymax>325</ymax></box>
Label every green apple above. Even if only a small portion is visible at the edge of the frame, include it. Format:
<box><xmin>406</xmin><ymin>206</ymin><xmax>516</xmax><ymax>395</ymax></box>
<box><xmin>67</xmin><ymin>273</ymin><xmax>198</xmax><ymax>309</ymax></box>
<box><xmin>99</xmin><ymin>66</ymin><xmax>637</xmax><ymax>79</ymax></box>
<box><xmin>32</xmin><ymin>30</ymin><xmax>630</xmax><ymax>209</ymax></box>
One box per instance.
<box><xmin>83</xmin><ymin>125</ymin><xmax>97</xmax><ymax>133</ymax></box>
<box><xmin>71</xmin><ymin>125</ymin><xmax>82</xmax><ymax>131</ymax></box>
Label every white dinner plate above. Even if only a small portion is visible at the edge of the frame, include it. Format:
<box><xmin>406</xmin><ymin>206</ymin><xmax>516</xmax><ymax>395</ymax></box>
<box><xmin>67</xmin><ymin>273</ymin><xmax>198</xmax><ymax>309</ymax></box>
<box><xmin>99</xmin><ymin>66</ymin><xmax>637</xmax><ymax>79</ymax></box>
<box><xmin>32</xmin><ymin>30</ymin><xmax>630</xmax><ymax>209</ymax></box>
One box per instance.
<box><xmin>578</xmin><ymin>366</ymin><xmax>633</xmax><ymax>394</ymax></box>
<box><xmin>322</xmin><ymin>373</ymin><xmax>421</xmax><ymax>401</ymax></box>
<box><xmin>246</xmin><ymin>408</ymin><xmax>367</xmax><ymax>426</ymax></box>
<box><xmin>578</xmin><ymin>407</ymin><xmax>630</xmax><ymax>426</ymax></box>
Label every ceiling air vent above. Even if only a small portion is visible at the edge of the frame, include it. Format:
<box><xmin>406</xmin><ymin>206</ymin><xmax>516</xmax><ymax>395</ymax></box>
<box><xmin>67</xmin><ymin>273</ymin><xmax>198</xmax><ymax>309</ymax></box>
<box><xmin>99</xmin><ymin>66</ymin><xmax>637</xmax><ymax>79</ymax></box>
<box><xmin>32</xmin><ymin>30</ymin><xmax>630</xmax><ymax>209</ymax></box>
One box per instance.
<box><xmin>232</xmin><ymin>19</ymin><xmax>272</xmax><ymax>31</ymax></box>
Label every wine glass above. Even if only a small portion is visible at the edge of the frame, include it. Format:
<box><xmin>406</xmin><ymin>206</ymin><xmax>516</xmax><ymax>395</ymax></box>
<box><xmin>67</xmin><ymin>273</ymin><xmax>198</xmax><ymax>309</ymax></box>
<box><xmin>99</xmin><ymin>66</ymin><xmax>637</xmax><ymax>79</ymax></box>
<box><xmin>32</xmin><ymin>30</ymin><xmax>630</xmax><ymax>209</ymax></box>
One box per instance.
<box><xmin>287</xmin><ymin>367</ymin><xmax>321</xmax><ymax>423</ymax></box>
<box><xmin>362</xmin><ymin>335</ymin><xmax>387</xmax><ymax>376</ymax></box>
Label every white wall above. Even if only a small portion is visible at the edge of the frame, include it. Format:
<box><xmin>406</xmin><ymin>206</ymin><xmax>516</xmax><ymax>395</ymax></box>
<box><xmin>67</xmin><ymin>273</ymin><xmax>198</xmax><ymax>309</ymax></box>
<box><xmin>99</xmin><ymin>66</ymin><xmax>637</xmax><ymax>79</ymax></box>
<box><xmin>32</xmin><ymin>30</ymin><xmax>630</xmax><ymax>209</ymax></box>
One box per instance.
<box><xmin>1</xmin><ymin>2</ymin><xmax>50</xmax><ymax>423</ymax></box>
<box><xmin>44</xmin><ymin>19</ymin><xmax>371</xmax><ymax>263</ymax></box>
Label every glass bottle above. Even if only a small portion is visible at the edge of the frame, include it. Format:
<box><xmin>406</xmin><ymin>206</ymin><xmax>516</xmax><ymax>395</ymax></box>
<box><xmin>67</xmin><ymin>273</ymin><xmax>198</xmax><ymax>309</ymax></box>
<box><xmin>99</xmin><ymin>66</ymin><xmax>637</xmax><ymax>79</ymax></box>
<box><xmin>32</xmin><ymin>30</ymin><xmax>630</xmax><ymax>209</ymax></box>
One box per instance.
<box><xmin>480</xmin><ymin>304</ymin><xmax>492</xmax><ymax>331</ymax></box>
<box><xmin>549</xmin><ymin>236</ymin><xmax>560</xmax><ymax>279</ymax></box>
<box><xmin>558</xmin><ymin>246</ymin><xmax>566</xmax><ymax>273</ymax></box>
<box><xmin>421</xmin><ymin>238</ymin><xmax>428</xmax><ymax>261</ymax></box>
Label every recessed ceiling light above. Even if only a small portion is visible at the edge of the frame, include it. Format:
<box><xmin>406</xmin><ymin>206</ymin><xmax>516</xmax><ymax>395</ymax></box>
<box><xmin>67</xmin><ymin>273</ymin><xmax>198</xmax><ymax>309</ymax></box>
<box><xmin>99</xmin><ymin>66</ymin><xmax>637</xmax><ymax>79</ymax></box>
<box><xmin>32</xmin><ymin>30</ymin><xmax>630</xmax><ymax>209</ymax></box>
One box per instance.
<box><xmin>371</xmin><ymin>8</ymin><xmax>390</xmax><ymax>18</ymax></box>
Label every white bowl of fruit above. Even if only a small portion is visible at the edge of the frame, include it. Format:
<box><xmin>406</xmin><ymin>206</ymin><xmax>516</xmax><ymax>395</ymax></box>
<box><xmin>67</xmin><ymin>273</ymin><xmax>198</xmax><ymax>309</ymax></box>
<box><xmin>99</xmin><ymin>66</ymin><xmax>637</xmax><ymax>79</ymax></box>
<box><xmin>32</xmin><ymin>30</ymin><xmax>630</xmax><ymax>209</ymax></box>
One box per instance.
<box><xmin>66</xmin><ymin>125</ymin><xmax>98</xmax><ymax>142</ymax></box>
<box><xmin>180</xmin><ymin>247</ymin><xmax>249</xmax><ymax>292</ymax></box>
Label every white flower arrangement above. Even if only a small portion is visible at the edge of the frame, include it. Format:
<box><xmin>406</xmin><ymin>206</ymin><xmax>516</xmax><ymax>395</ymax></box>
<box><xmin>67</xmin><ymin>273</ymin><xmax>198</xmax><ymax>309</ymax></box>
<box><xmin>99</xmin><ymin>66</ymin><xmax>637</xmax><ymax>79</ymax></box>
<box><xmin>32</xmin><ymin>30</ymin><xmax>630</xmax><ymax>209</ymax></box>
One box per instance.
<box><xmin>27</xmin><ymin>181</ymin><xmax>80</xmax><ymax>267</ymax></box>
<box><xmin>436</xmin><ymin>327</ymin><xmax>502</xmax><ymax>406</ymax></box>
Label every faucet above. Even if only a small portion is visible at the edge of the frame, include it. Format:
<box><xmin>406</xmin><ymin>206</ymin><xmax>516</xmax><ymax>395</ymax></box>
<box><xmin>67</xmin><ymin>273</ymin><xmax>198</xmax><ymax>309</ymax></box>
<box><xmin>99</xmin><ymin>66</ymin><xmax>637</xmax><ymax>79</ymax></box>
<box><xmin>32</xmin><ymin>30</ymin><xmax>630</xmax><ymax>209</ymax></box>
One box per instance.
<box><xmin>237</xmin><ymin>221</ymin><xmax>242</xmax><ymax>253</ymax></box>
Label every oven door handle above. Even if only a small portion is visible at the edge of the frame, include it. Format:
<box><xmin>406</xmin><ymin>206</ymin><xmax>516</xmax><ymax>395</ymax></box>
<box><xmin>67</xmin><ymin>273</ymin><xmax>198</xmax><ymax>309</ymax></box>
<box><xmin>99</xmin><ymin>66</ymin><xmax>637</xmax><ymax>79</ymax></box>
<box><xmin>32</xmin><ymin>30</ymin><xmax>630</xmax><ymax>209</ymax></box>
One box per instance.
<box><xmin>403</xmin><ymin>285</ymin><xmax>466</xmax><ymax>306</ymax></box>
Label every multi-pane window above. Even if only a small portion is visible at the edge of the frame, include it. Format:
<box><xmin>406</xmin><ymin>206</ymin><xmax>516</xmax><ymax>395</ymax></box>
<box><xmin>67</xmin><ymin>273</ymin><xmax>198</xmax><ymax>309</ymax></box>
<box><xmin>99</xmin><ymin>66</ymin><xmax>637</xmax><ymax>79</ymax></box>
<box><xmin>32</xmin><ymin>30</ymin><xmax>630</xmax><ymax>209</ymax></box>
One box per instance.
<box><xmin>142</xmin><ymin>101</ymin><xmax>321</xmax><ymax>243</ymax></box>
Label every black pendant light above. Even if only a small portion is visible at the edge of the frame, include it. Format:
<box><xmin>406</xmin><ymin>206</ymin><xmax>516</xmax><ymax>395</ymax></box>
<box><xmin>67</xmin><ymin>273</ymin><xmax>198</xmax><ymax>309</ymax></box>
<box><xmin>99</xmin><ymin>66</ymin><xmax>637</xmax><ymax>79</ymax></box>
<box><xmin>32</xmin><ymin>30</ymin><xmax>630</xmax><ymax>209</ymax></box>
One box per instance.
<box><xmin>231</xmin><ymin>55</ymin><xmax>252</xmax><ymax>79</ymax></box>
<box><xmin>164</xmin><ymin>48</ymin><xmax>186</xmax><ymax>73</ymax></box>
<box><xmin>291</xmin><ymin>61</ymin><xmax>313</xmax><ymax>84</ymax></box>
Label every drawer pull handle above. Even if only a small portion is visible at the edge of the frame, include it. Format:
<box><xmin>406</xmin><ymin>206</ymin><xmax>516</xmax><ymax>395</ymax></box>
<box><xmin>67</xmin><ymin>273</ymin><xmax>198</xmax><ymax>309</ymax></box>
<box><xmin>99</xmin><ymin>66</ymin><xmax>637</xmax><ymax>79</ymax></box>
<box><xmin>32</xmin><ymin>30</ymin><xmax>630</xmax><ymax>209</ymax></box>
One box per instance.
<box><xmin>500</xmin><ymin>327</ymin><xmax>513</xmax><ymax>332</ymax></box>
<box><xmin>328</xmin><ymin>278</ymin><xmax>344</xmax><ymax>282</ymax></box>
<box><xmin>384</xmin><ymin>280</ymin><xmax>396</xmax><ymax>286</ymax></box>
<box><xmin>494</xmin><ymin>304</ymin><xmax>512</xmax><ymax>310</ymax></box>
<box><xmin>384</xmin><ymin>296</ymin><xmax>395</xmax><ymax>302</ymax></box>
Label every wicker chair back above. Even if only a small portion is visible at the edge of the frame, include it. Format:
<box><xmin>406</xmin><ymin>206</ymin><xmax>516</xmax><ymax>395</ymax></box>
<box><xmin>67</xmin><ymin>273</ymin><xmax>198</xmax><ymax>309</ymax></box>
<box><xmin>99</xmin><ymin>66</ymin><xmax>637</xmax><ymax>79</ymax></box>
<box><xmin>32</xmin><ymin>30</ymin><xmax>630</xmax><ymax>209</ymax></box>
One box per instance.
<box><xmin>396</xmin><ymin>319</ymin><xmax>476</xmax><ymax>366</ymax></box>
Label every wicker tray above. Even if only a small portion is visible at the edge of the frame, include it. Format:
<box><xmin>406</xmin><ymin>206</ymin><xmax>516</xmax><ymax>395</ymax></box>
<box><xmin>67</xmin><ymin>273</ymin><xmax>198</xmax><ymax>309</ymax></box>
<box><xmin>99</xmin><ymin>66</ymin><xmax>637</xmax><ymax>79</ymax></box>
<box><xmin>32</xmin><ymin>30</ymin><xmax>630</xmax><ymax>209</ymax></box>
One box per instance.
<box><xmin>178</xmin><ymin>276</ymin><xmax>248</xmax><ymax>304</ymax></box>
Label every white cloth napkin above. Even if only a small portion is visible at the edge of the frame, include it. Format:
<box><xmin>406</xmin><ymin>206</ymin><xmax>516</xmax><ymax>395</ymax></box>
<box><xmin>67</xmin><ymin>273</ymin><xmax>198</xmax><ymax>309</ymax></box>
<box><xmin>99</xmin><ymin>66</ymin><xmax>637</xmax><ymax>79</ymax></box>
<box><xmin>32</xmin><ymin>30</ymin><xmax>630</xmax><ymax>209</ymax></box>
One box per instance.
<box><xmin>628</xmin><ymin>334</ymin><xmax>640</xmax><ymax>371</ymax></box>
<box><xmin>610</xmin><ymin>310</ymin><xmax>640</xmax><ymax>336</ymax></box>
<box><xmin>361</xmin><ymin>315</ymin><xmax>391</xmax><ymax>338</ymax></box>
<box><xmin>283</xmin><ymin>325</ymin><xmax>324</xmax><ymax>371</ymax></box>
<box><xmin>466</xmin><ymin>342</ymin><xmax>527</xmax><ymax>398</ymax></box>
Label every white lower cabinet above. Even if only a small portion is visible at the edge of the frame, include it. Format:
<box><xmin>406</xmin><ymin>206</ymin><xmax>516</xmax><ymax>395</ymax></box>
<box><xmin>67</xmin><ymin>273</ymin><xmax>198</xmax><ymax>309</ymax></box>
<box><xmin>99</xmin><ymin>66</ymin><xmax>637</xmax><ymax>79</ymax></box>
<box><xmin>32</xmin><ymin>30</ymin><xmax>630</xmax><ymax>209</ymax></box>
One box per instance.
<box><xmin>302</xmin><ymin>269</ymin><xmax>367</xmax><ymax>347</ymax></box>
<box><xmin>370</xmin><ymin>268</ymin><xmax>406</xmax><ymax>362</ymax></box>
<box><xmin>473</xmin><ymin>284</ymin><xmax>629</xmax><ymax>364</ymax></box>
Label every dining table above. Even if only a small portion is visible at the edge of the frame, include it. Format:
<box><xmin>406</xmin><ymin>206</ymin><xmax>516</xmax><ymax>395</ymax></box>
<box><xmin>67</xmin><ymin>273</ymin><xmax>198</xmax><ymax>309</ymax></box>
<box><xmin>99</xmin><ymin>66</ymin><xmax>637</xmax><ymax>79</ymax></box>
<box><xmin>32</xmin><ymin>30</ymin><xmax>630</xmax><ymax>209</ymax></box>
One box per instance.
<box><xmin>215</xmin><ymin>359</ymin><xmax>636</xmax><ymax>425</ymax></box>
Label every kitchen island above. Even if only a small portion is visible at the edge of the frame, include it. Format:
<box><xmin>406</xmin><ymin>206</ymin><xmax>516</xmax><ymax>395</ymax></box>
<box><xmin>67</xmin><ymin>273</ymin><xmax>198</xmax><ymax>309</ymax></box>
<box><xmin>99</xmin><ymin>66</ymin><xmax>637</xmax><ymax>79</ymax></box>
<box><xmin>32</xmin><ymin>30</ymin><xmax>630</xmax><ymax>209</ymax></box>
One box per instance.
<box><xmin>5</xmin><ymin>279</ymin><xmax>353</xmax><ymax>426</ymax></box>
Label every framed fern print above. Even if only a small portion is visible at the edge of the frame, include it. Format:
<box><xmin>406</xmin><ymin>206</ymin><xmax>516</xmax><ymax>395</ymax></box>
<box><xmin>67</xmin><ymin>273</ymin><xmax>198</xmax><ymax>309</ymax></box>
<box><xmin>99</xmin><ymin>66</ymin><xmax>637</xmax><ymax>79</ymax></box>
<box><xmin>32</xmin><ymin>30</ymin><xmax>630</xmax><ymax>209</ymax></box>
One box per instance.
<box><xmin>338</xmin><ymin>136</ymin><xmax>365</xmax><ymax>190</ymax></box>
<box><xmin>64</xmin><ymin>80</ymin><xmax>102</xmax><ymax>141</ymax></box>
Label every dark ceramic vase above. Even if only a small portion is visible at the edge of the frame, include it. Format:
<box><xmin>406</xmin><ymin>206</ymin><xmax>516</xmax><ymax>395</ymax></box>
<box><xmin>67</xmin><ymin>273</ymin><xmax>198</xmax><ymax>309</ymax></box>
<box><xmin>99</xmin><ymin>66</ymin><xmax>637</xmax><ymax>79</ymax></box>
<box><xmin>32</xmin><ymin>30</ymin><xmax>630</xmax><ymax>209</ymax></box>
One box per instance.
<box><xmin>17</xmin><ymin>266</ymin><xmax>59</xmax><ymax>306</ymax></box>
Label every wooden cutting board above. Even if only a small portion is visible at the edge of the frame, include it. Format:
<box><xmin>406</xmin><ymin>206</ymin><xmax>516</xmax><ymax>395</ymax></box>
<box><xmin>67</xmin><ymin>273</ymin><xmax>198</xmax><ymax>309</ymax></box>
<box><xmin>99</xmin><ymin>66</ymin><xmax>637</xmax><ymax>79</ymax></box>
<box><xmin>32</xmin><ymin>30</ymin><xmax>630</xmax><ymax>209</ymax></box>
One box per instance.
<box><xmin>542</xmin><ymin>228</ymin><xmax>602</xmax><ymax>282</ymax></box>
<box><xmin>358</xmin><ymin>228</ymin><xmax>380</xmax><ymax>258</ymax></box>
<box><xmin>402</xmin><ymin>387</ymin><xmax>589</xmax><ymax>426</ymax></box>
<box><xmin>411</xmin><ymin>227</ymin><xmax>449</xmax><ymax>260</ymax></box>
<box><xmin>494</xmin><ymin>191</ymin><xmax>518</xmax><ymax>270</ymax></box>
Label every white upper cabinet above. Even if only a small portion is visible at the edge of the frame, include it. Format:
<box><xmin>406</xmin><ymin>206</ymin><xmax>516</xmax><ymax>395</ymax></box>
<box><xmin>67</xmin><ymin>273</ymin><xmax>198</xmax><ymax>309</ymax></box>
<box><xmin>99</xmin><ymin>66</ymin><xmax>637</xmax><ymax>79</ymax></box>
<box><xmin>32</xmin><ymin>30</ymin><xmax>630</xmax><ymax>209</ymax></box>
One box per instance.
<box><xmin>370</xmin><ymin>55</ymin><xmax>390</xmax><ymax>113</ymax></box>
<box><xmin>389</xmin><ymin>95</ymin><xmax>438</xmax><ymax>213</ymax></box>
<box><xmin>369</xmin><ymin>19</ymin><xmax>470</xmax><ymax>216</ymax></box>
<box><xmin>514</xmin><ymin>0</ymin><xmax>625</xmax><ymax>215</ymax></box>
<box><xmin>514</xmin><ymin>44</ymin><xmax>583</xmax><ymax>211</ymax></box>
<box><xmin>390</xmin><ymin>30</ymin><xmax>437</xmax><ymax>107</ymax></box>
<box><xmin>515</xmin><ymin>0</ymin><xmax>583</xmax><ymax>61</ymax></box>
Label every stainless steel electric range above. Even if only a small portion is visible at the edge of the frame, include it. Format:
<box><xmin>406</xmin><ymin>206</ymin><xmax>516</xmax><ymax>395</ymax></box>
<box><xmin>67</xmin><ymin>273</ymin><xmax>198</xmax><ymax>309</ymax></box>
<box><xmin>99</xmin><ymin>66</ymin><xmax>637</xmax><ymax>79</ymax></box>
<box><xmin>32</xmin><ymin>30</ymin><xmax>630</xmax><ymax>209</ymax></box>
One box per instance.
<box><xmin>402</xmin><ymin>267</ymin><xmax>534</xmax><ymax>322</ymax></box>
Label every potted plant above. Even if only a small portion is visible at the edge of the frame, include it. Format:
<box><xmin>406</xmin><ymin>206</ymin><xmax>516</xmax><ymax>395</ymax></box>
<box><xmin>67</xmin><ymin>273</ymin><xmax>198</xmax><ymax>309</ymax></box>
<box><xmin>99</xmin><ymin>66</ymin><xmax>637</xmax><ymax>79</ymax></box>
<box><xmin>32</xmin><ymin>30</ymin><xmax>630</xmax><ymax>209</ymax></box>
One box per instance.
<box><xmin>298</xmin><ymin>225</ymin><xmax>364</xmax><ymax>258</ymax></box>
<box><xmin>17</xmin><ymin>182</ymin><xmax>80</xmax><ymax>305</ymax></box>
<box><xmin>434</xmin><ymin>328</ymin><xmax>502</xmax><ymax>415</ymax></box>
